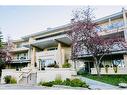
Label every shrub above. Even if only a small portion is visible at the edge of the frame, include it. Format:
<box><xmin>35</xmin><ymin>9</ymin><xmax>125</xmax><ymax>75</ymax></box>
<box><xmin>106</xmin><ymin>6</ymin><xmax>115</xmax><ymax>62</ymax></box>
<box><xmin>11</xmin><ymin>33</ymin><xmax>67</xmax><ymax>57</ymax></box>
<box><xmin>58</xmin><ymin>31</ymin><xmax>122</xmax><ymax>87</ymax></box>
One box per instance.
<box><xmin>62</xmin><ymin>78</ymin><xmax>71</xmax><ymax>86</ymax></box>
<box><xmin>62</xmin><ymin>78</ymin><xmax>88</xmax><ymax>88</ymax></box>
<box><xmin>62</xmin><ymin>62</ymin><xmax>71</xmax><ymax>68</ymax></box>
<box><xmin>4</xmin><ymin>75</ymin><xmax>17</xmax><ymax>84</ymax></box>
<box><xmin>39</xmin><ymin>78</ymin><xmax>88</xmax><ymax>88</ymax></box>
<box><xmin>39</xmin><ymin>81</ymin><xmax>53</xmax><ymax>87</ymax></box>
<box><xmin>70</xmin><ymin>78</ymin><xmax>88</xmax><ymax>88</ymax></box>
<box><xmin>4</xmin><ymin>75</ymin><xmax>11</xmax><ymax>84</ymax></box>
<box><xmin>77</xmin><ymin>68</ymin><xmax>88</xmax><ymax>75</ymax></box>
<box><xmin>10</xmin><ymin>77</ymin><xmax>17</xmax><ymax>84</ymax></box>
<box><xmin>53</xmin><ymin>75</ymin><xmax>63</xmax><ymax>85</ymax></box>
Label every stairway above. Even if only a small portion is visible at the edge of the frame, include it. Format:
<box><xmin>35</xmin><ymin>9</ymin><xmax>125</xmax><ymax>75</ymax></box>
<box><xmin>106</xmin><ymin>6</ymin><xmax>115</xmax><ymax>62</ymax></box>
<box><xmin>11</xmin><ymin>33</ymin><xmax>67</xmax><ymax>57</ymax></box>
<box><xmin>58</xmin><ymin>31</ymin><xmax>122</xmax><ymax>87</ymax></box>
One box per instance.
<box><xmin>18</xmin><ymin>67</ymin><xmax>37</xmax><ymax>85</ymax></box>
<box><xmin>19</xmin><ymin>73</ymin><xmax>37</xmax><ymax>85</ymax></box>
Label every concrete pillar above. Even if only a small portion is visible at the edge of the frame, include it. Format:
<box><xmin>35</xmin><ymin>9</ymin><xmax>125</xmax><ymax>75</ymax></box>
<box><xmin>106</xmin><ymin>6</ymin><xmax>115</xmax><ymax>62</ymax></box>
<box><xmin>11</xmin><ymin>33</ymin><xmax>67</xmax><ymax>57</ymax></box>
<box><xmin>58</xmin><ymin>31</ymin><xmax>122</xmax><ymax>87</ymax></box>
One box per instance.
<box><xmin>108</xmin><ymin>18</ymin><xmax>111</xmax><ymax>26</ymax></box>
<box><xmin>31</xmin><ymin>47</ymin><xmax>36</xmax><ymax>67</ymax></box>
<box><xmin>123</xmin><ymin>54</ymin><xmax>127</xmax><ymax>67</ymax></box>
<box><xmin>29</xmin><ymin>37</ymin><xmax>35</xmax><ymax>67</ymax></box>
<box><xmin>58</xmin><ymin>43</ymin><xmax>62</xmax><ymax>67</ymax></box>
<box><xmin>122</xmin><ymin>8</ymin><xmax>127</xmax><ymax>41</ymax></box>
<box><xmin>39</xmin><ymin>59</ymin><xmax>41</xmax><ymax>71</ymax></box>
<box><xmin>61</xmin><ymin>49</ymin><xmax>65</xmax><ymax>65</ymax></box>
<box><xmin>44</xmin><ymin>48</ymin><xmax>47</xmax><ymax>51</ymax></box>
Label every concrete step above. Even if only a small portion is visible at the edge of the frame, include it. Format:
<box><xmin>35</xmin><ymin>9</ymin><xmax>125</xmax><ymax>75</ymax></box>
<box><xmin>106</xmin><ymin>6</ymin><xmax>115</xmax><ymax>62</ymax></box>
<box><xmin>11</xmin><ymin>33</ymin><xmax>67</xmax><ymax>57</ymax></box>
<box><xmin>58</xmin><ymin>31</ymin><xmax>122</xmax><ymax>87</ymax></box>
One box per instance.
<box><xmin>19</xmin><ymin>73</ymin><xmax>37</xmax><ymax>85</ymax></box>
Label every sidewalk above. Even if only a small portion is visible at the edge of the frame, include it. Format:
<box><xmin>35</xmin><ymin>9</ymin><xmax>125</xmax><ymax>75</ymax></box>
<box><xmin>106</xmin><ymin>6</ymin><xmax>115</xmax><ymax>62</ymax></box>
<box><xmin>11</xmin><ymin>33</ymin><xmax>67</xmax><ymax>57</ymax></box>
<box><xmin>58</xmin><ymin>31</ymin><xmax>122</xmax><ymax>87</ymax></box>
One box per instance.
<box><xmin>78</xmin><ymin>76</ymin><xmax>124</xmax><ymax>90</ymax></box>
<box><xmin>0</xmin><ymin>84</ymin><xmax>88</xmax><ymax>90</ymax></box>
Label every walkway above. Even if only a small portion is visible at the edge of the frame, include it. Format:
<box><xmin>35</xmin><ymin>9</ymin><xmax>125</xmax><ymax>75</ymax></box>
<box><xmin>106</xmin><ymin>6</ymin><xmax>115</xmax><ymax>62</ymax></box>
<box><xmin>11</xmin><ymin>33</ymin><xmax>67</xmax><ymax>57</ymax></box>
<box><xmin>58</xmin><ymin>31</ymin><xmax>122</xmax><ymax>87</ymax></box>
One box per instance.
<box><xmin>78</xmin><ymin>76</ymin><xmax>124</xmax><ymax>90</ymax></box>
<box><xmin>0</xmin><ymin>84</ymin><xmax>88</xmax><ymax>90</ymax></box>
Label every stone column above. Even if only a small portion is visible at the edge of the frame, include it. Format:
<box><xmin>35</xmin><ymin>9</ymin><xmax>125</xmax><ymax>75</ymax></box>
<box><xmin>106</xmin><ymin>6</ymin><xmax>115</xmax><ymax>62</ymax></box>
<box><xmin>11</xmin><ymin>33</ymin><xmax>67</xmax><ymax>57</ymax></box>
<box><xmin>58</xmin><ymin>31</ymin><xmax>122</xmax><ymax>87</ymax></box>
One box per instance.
<box><xmin>29</xmin><ymin>37</ymin><xmax>35</xmax><ymax>67</ymax></box>
<box><xmin>108</xmin><ymin>18</ymin><xmax>111</xmax><ymax>26</ymax></box>
<box><xmin>58</xmin><ymin>43</ymin><xmax>62</xmax><ymax>67</ymax></box>
<box><xmin>31</xmin><ymin>47</ymin><xmax>36</xmax><ymax>67</ymax></box>
<box><xmin>61</xmin><ymin>49</ymin><xmax>65</xmax><ymax>65</ymax></box>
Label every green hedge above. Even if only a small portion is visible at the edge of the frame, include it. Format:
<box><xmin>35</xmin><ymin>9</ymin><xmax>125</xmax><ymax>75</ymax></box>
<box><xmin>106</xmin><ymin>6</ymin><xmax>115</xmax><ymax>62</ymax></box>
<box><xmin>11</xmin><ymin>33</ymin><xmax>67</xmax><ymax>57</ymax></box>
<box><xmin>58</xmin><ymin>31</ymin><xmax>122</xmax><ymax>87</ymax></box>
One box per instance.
<box><xmin>4</xmin><ymin>75</ymin><xmax>17</xmax><ymax>84</ymax></box>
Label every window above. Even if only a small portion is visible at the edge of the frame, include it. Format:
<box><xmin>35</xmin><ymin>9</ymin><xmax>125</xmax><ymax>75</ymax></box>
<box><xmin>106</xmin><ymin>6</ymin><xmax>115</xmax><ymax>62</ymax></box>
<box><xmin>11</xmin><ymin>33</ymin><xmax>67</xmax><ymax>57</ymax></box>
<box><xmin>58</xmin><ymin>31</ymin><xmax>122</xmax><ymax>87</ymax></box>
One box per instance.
<box><xmin>112</xmin><ymin>59</ymin><xmax>125</xmax><ymax>68</ymax></box>
<box><xmin>16</xmin><ymin>43</ymin><xmax>22</xmax><ymax>48</ymax></box>
<box><xmin>17</xmin><ymin>54</ymin><xmax>19</xmax><ymax>60</ymax></box>
<box><xmin>23</xmin><ymin>53</ymin><xmax>26</xmax><ymax>59</ymax></box>
<box><xmin>47</xmin><ymin>47</ymin><xmax>57</xmax><ymax>51</ymax></box>
<box><xmin>100</xmin><ymin>21</ymin><xmax>124</xmax><ymax>31</ymax></box>
<box><xmin>45</xmin><ymin>59</ymin><xmax>55</xmax><ymax>66</ymax></box>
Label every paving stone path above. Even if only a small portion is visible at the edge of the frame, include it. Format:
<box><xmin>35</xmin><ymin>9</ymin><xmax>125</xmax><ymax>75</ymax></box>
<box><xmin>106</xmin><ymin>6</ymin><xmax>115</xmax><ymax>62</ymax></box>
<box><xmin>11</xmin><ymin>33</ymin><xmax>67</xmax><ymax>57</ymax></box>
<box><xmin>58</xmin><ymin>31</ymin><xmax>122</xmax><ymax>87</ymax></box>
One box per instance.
<box><xmin>78</xmin><ymin>76</ymin><xmax>126</xmax><ymax>90</ymax></box>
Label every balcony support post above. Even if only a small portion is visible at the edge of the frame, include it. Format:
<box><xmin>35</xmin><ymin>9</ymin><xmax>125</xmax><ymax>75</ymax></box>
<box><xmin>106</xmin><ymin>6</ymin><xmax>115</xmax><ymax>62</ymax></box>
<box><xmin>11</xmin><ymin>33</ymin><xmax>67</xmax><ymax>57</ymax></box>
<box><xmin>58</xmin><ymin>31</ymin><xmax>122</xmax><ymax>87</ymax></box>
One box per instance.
<box><xmin>58</xmin><ymin>43</ymin><xmax>62</xmax><ymax>67</ymax></box>
<box><xmin>122</xmin><ymin>8</ymin><xmax>127</xmax><ymax>41</ymax></box>
<box><xmin>31</xmin><ymin>46</ymin><xmax>36</xmax><ymax>67</ymax></box>
<box><xmin>123</xmin><ymin>54</ymin><xmax>127</xmax><ymax>68</ymax></box>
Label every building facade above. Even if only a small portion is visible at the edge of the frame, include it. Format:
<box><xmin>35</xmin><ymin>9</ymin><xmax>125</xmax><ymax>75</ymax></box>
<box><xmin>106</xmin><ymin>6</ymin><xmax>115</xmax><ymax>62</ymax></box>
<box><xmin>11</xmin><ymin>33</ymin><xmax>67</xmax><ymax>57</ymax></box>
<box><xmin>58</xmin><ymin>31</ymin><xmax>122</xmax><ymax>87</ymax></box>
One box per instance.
<box><xmin>4</xmin><ymin>8</ymin><xmax>127</xmax><ymax>76</ymax></box>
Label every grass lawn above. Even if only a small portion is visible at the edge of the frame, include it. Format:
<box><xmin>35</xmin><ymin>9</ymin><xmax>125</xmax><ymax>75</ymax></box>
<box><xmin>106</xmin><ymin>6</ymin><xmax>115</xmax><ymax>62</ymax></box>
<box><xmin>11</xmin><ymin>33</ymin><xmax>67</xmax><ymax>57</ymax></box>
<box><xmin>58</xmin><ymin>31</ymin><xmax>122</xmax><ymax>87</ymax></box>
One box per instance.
<box><xmin>81</xmin><ymin>74</ymin><xmax>127</xmax><ymax>86</ymax></box>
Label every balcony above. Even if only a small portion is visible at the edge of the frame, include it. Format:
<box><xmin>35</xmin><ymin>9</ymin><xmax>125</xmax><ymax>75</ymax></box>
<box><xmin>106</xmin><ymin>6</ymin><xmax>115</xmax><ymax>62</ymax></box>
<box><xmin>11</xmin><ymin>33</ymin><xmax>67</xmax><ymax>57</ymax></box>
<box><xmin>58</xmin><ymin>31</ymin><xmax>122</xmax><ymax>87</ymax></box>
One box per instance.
<box><xmin>11</xmin><ymin>57</ymin><xmax>31</xmax><ymax>63</ymax></box>
<box><xmin>36</xmin><ymin>50</ymin><xmax>58</xmax><ymax>60</ymax></box>
<box><xmin>98</xmin><ymin>26</ymin><xmax>125</xmax><ymax>36</ymax></box>
<box><xmin>10</xmin><ymin>47</ymin><xmax>29</xmax><ymax>53</ymax></box>
<box><xmin>32</xmin><ymin>34</ymin><xmax>71</xmax><ymax>49</ymax></box>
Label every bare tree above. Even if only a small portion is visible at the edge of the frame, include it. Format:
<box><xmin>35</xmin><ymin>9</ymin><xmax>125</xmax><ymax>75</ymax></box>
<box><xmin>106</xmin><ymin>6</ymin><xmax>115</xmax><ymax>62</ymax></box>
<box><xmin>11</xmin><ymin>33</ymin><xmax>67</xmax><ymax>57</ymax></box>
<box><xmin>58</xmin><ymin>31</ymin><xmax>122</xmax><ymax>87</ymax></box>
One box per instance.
<box><xmin>67</xmin><ymin>6</ymin><xmax>126</xmax><ymax>76</ymax></box>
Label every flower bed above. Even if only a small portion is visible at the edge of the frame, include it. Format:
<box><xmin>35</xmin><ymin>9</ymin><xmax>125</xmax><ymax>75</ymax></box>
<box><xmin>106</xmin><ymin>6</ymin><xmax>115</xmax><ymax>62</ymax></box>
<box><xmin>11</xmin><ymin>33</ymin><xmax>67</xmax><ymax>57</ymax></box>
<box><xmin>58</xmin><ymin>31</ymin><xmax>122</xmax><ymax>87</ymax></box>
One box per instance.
<box><xmin>38</xmin><ymin>78</ymin><xmax>88</xmax><ymax>88</ymax></box>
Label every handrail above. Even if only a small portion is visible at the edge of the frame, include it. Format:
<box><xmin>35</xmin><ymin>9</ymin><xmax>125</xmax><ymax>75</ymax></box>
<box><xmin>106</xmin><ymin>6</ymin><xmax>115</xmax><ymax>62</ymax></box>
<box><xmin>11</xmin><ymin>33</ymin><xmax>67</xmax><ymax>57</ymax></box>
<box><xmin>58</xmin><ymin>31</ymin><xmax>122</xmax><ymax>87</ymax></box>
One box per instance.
<box><xmin>17</xmin><ymin>72</ymin><xmax>23</xmax><ymax>83</ymax></box>
<box><xmin>17</xmin><ymin>68</ymin><xmax>32</xmax><ymax>84</ymax></box>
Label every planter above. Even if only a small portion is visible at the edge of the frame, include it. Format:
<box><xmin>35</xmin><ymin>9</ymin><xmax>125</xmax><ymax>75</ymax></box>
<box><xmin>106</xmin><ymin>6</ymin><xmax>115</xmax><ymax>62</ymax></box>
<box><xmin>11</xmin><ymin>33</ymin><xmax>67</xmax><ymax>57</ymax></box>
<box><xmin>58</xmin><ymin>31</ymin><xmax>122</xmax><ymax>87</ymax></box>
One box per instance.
<box><xmin>105</xmin><ymin>65</ymin><xmax>109</xmax><ymax>73</ymax></box>
<box><xmin>113</xmin><ymin>66</ymin><xmax>118</xmax><ymax>73</ymax></box>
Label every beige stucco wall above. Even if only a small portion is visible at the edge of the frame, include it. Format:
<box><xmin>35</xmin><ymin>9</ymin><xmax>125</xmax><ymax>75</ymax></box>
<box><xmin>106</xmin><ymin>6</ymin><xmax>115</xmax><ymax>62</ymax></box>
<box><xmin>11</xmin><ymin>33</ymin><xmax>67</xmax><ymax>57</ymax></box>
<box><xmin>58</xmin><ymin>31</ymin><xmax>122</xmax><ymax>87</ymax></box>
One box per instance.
<box><xmin>36</xmin><ymin>68</ymin><xmax>77</xmax><ymax>83</ymax></box>
<box><xmin>63</xmin><ymin>47</ymin><xmax>71</xmax><ymax>60</ymax></box>
<box><xmin>91</xmin><ymin>67</ymin><xmax>127</xmax><ymax>74</ymax></box>
<box><xmin>1</xmin><ymin>69</ymin><xmax>23</xmax><ymax>84</ymax></box>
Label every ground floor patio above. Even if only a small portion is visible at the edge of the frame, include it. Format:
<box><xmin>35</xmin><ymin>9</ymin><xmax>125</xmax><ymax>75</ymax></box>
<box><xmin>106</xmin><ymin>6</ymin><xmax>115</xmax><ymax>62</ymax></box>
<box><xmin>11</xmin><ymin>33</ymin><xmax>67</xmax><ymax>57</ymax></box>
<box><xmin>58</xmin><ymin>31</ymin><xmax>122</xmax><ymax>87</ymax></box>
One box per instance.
<box><xmin>77</xmin><ymin>53</ymin><xmax>127</xmax><ymax>75</ymax></box>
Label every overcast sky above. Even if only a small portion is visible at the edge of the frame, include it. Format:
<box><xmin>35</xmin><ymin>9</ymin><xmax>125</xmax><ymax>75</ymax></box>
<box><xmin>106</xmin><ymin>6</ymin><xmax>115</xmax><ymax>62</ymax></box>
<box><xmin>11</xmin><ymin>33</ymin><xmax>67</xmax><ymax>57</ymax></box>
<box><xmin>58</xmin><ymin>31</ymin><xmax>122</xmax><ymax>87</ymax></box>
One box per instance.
<box><xmin>1</xmin><ymin>6</ymin><xmax>127</xmax><ymax>41</ymax></box>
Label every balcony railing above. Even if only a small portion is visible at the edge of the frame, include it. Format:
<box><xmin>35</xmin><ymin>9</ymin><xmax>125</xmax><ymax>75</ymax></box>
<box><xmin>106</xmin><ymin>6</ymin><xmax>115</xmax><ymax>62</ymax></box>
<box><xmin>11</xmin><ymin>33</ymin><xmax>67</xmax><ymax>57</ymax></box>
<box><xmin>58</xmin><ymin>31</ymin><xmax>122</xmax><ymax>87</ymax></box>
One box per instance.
<box><xmin>36</xmin><ymin>50</ymin><xmax>58</xmax><ymax>57</ymax></box>
<box><xmin>11</xmin><ymin>57</ymin><xmax>31</xmax><ymax>63</ymax></box>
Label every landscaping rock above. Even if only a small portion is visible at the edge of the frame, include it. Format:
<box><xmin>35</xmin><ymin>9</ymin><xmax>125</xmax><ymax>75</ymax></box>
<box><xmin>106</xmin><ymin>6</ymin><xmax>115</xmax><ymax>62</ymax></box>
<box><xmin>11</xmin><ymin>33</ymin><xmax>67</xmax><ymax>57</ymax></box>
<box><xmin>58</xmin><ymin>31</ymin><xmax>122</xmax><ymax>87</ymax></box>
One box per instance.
<box><xmin>118</xmin><ymin>83</ymin><xmax>127</xmax><ymax>88</ymax></box>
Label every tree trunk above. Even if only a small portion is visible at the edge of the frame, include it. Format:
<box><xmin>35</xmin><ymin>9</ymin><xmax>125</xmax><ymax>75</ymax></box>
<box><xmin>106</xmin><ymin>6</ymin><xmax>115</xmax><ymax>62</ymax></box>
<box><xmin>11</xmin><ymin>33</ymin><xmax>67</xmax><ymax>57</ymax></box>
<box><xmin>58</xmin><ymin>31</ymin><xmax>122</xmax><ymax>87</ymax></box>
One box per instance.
<box><xmin>94</xmin><ymin>57</ymin><xmax>101</xmax><ymax>77</ymax></box>
<box><xmin>95</xmin><ymin>63</ymin><xmax>101</xmax><ymax>77</ymax></box>
<box><xmin>74</xmin><ymin>59</ymin><xmax>77</xmax><ymax>70</ymax></box>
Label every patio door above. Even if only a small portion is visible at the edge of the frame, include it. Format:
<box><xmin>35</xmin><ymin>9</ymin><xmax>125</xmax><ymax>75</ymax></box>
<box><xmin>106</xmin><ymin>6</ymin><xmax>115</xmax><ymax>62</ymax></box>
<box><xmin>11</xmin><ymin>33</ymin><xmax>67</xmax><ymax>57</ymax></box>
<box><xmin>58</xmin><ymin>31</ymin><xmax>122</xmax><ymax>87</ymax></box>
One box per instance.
<box><xmin>84</xmin><ymin>62</ymin><xmax>94</xmax><ymax>73</ymax></box>
<box><xmin>39</xmin><ymin>59</ymin><xmax>45</xmax><ymax>70</ymax></box>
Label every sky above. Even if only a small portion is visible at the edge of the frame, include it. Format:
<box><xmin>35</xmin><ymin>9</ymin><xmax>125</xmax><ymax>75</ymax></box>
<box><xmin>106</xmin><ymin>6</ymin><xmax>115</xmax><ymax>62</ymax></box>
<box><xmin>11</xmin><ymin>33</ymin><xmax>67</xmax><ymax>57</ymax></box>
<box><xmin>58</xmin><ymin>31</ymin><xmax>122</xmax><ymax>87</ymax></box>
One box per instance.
<box><xmin>1</xmin><ymin>6</ymin><xmax>127</xmax><ymax>41</ymax></box>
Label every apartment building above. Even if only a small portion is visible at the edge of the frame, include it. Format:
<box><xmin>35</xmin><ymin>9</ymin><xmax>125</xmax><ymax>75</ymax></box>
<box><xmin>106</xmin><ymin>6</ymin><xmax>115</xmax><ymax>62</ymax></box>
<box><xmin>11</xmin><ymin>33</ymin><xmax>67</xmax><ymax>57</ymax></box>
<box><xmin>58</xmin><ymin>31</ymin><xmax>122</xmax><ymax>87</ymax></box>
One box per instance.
<box><xmin>2</xmin><ymin>8</ymin><xmax>127</xmax><ymax>83</ymax></box>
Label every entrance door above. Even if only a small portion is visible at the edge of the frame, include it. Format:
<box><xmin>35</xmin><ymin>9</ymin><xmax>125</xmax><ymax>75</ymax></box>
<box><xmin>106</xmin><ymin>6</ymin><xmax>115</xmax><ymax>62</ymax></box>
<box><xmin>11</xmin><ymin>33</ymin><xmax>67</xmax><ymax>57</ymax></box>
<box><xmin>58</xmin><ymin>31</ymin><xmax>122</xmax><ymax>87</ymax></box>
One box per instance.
<box><xmin>84</xmin><ymin>62</ymin><xmax>94</xmax><ymax>73</ymax></box>
<box><xmin>41</xmin><ymin>60</ymin><xmax>45</xmax><ymax>70</ymax></box>
<box><xmin>39</xmin><ymin>59</ymin><xmax>45</xmax><ymax>70</ymax></box>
